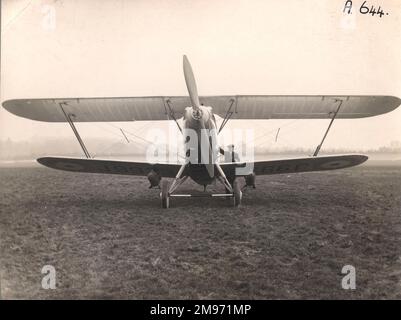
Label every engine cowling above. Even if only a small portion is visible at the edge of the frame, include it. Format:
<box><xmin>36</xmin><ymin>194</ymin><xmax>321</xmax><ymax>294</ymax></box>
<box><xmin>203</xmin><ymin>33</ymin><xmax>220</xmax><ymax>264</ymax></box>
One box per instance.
<box><xmin>147</xmin><ymin>170</ymin><xmax>161</xmax><ymax>189</ymax></box>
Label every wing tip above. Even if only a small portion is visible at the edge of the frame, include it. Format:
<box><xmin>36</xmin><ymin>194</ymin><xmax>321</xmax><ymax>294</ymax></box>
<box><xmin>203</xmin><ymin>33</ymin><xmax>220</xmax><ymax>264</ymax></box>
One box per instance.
<box><xmin>372</xmin><ymin>95</ymin><xmax>400</xmax><ymax>116</ymax></box>
<box><xmin>2</xmin><ymin>99</ymin><xmax>16</xmax><ymax>113</ymax></box>
<box><xmin>36</xmin><ymin>157</ymin><xmax>52</xmax><ymax>168</ymax></box>
<box><xmin>2</xmin><ymin>99</ymin><xmax>50</xmax><ymax>122</ymax></box>
<box><xmin>383</xmin><ymin>95</ymin><xmax>401</xmax><ymax>114</ymax></box>
<box><xmin>356</xmin><ymin>154</ymin><xmax>369</xmax><ymax>165</ymax></box>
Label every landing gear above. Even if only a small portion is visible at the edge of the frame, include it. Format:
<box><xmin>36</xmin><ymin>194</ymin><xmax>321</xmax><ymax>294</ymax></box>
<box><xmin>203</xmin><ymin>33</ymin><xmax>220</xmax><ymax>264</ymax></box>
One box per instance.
<box><xmin>158</xmin><ymin>163</ymin><xmax>244</xmax><ymax>208</ymax></box>
<box><xmin>232</xmin><ymin>179</ymin><xmax>242</xmax><ymax>207</ymax></box>
<box><xmin>160</xmin><ymin>180</ymin><xmax>170</xmax><ymax>208</ymax></box>
<box><xmin>159</xmin><ymin>163</ymin><xmax>189</xmax><ymax>209</ymax></box>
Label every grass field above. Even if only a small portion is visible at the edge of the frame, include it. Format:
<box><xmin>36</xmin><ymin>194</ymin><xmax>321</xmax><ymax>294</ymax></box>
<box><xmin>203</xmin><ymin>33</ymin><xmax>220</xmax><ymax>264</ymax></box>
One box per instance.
<box><xmin>0</xmin><ymin>163</ymin><xmax>400</xmax><ymax>299</ymax></box>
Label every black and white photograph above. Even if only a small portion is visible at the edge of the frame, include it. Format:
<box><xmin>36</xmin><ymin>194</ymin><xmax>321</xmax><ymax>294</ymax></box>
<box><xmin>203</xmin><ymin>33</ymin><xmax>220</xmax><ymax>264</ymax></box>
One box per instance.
<box><xmin>1</xmin><ymin>0</ymin><xmax>400</xmax><ymax>306</ymax></box>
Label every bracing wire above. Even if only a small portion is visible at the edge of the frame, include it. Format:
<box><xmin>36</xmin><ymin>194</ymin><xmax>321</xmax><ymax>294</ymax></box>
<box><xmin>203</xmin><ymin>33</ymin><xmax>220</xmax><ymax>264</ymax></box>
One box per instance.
<box><xmin>251</xmin><ymin>119</ymin><xmax>300</xmax><ymax>145</ymax></box>
<box><xmin>106</xmin><ymin>122</ymin><xmax>153</xmax><ymax>145</ymax></box>
<box><xmin>90</xmin><ymin>122</ymin><xmax>186</xmax><ymax>161</ymax></box>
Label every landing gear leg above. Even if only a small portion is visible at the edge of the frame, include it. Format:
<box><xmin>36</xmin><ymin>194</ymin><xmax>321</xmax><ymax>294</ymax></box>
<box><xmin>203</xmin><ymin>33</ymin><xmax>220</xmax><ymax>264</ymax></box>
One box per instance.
<box><xmin>232</xmin><ymin>179</ymin><xmax>242</xmax><ymax>207</ymax></box>
<box><xmin>216</xmin><ymin>164</ymin><xmax>243</xmax><ymax>207</ymax></box>
<box><xmin>160</xmin><ymin>180</ymin><xmax>170</xmax><ymax>208</ymax></box>
<box><xmin>160</xmin><ymin>163</ymin><xmax>188</xmax><ymax>209</ymax></box>
<box><xmin>215</xmin><ymin>164</ymin><xmax>233</xmax><ymax>193</ymax></box>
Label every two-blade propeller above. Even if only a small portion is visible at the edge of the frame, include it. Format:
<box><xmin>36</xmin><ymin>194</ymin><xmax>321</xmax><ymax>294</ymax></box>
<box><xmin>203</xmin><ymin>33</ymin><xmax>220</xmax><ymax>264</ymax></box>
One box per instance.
<box><xmin>183</xmin><ymin>55</ymin><xmax>201</xmax><ymax>110</ymax></box>
<box><xmin>183</xmin><ymin>55</ymin><xmax>215</xmax><ymax>177</ymax></box>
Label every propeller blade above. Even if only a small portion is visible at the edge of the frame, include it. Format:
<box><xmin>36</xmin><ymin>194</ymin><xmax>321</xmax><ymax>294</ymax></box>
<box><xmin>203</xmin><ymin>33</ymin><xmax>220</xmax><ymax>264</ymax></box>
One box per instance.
<box><xmin>183</xmin><ymin>55</ymin><xmax>200</xmax><ymax>109</ymax></box>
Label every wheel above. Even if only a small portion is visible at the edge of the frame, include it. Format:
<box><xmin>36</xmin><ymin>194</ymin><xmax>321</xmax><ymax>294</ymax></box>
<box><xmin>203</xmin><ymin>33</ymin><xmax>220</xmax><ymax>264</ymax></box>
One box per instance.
<box><xmin>160</xmin><ymin>180</ymin><xmax>170</xmax><ymax>208</ymax></box>
<box><xmin>232</xmin><ymin>179</ymin><xmax>242</xmax><ymax>207</ymax></box>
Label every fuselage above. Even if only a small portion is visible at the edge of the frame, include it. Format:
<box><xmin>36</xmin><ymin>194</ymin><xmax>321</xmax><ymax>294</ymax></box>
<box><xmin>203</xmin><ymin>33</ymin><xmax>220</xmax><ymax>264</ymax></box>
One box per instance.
<box><xmin>183</xmin><ymin>106</ymin><xmax>219</xmax><ymax>185</ymax></box>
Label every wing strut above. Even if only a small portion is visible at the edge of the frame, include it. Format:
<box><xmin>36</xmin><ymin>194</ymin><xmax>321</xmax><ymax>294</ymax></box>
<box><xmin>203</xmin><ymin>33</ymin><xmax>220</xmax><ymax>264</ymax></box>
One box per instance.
<box><xmin>59</xmin><ymin>102</ymin><xmax>91</xmax><ymax>159</ymax></box>
<box><xmin>165</xmin><ymin>99</ymin><xmax>182</xmax><ymax>133</ymax></box>
<box><xmin>218</xmin><ymin>98</ymin><xmax>236</xmax><ymax>134</ymax></box>
<box><xmin>313</xmin><ymin>98</ymin><xmax>343</xmax><ymax>157</ymax></box>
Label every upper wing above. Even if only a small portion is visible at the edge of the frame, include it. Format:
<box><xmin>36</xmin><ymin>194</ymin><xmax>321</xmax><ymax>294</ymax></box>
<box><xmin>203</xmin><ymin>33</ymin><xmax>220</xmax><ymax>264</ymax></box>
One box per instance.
<box><xmin>2</xmin><ymin>97</ymin><xmax>189</xmax><ymax>122</ymax></box>
<box><xmin>207</xmin><ymin>95</ymin><xmax>401</xmax><ymax>119</ymax></box>
<box><xmin>3</xmin><ymin>95</ymin><xmax>399</xmax><ymax>122</ymax></box>
<box><xmin>37</xmin><ymin>157</ymin><xmax>182</xmax><ymax>177</ymax></box>
<box><xmin>221</xmin><ymin>154</ymin><xmax>368</xmax><ymax>176</ymax></box>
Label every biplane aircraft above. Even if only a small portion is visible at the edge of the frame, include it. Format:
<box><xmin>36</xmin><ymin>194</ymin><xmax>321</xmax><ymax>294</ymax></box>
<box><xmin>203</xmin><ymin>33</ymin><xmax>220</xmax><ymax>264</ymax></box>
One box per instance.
<box><xmin>3</xmin><ymin>56</ymin><xmax>400</xmax><ymax>208</ymax></box>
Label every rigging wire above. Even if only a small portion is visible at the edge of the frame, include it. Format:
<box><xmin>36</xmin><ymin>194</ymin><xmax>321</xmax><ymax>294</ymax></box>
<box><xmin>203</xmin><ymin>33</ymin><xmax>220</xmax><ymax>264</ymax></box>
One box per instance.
<box><xmin>92</xmin><ymin>138</ymin><xmax>127</xmax><ymax>159</ymax></box>
<box><xmin>251</xmin><ymin>119</ymin><xmax>300</xmax><ymax>145</ymax></box>
<box><xmin>106</xmin><ymin>122</ymin><xmax>153</xmax><ymax>145</ymax></box>
<box><xmin>2</xmin><ymin>1</ymin><xmax>33</xmax><ymax>34</ymax></box>
<box><xmin>90</xmin><ymin>122</ymin><xmax>187</xmax><ymax>160</ymax></box>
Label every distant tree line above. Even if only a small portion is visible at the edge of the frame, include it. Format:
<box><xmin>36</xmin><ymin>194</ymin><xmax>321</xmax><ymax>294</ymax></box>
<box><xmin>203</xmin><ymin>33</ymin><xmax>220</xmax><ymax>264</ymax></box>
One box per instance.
<box><xmin>0</xmin><ymin>138</ymin><xmax>400</xmax><ymax>161</ymax></box>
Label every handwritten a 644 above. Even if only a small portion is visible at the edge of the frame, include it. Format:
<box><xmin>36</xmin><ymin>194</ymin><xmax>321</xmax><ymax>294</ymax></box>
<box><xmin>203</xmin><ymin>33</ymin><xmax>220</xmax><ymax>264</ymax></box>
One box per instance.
<box><xmin>343</xmin><ymin>1</ymin><xmax>389</xmax><ymax>18</ymax></box>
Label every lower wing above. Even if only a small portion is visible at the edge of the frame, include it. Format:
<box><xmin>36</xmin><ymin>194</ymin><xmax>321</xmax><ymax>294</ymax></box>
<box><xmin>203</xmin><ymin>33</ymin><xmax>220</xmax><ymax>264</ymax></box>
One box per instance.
<box><xmin>220</xmin><ymin>154</ymin><xmax>368</xmax><ymax>176</ymax></box>
<box><xmin>37</xmin><ymin>154</ymin><xmax>367</xmax><ymax>178</ymax></box>
<box><xmin>37</xmin><ymin>157</ymin><xmax>181</xmax><ymax>177</ymax></box>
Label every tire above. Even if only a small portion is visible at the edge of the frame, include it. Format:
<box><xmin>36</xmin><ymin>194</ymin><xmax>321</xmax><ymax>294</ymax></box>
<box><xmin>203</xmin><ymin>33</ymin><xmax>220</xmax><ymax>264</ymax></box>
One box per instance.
<box><xmin>232</xmin><ymin>179</ymin><xmax>242</xmax><ymax>207</ymax></box>
<box><xmin>160</xmin><ymin>180</ymin><xmax>170</xmax><ymax>208</ymax></box>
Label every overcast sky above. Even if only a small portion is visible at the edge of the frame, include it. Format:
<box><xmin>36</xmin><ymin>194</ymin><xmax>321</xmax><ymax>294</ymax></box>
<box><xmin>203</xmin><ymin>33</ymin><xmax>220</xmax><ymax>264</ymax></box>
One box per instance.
<box><xmin>1</xmin><ymin>0</ymin><xmax>400</xmax><ymax>152</ymax></box>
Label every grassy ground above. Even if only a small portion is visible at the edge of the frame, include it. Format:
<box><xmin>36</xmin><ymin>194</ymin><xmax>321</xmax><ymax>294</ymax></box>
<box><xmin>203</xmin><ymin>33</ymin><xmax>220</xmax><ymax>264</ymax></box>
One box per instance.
<box><xmin>0</xmin><ymin>164</ymin><xmax>400</xmax><ymax>299</ymax></box>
